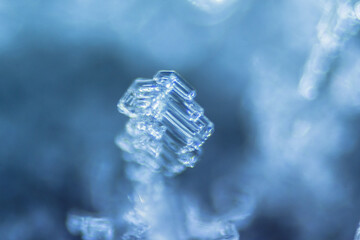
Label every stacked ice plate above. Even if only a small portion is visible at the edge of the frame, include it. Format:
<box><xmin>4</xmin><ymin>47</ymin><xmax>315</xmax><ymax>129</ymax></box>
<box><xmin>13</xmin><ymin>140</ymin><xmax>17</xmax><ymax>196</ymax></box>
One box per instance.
<box><xmin>116</xmin><ymin>70</ymin><xmax>214</xmax><ymax>176</ymax></box>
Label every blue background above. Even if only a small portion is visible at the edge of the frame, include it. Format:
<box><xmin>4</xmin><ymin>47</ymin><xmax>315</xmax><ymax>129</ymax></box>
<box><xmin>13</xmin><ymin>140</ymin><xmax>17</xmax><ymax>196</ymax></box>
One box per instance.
<box><xmin>1</xmin><ymin>0</ymin><xmax>360</xmax><ymax>239</ymax></box>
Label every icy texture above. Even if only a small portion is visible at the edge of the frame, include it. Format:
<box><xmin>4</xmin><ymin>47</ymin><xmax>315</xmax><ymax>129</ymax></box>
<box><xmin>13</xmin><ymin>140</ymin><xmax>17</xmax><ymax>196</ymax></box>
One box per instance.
<box><xmin>299</xmin><ymin>0</ymin><xmax>360</xmax><ymax>100</ymax></box>
<box><xmin>66</xmin><ymin>214</ymin><xmax>114</xmax><ymax>240</ymax></box>
<box><xmin>117</xmin><ymin>70</ymin><xmax>214</xmax><ymax>175</ymax></box>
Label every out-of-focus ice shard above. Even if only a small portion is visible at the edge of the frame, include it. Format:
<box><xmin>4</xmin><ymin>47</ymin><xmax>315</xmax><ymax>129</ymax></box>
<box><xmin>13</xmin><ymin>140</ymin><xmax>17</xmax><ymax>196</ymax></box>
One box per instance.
<box><xmin>116</xmin><ymin>70</ymin><xmax>214</xmax><ymax>175</ymax></box>
<box><xmin>298</xmin><ymin>0</ymin><xmax>360</xmax><ymax>100</ymax></box>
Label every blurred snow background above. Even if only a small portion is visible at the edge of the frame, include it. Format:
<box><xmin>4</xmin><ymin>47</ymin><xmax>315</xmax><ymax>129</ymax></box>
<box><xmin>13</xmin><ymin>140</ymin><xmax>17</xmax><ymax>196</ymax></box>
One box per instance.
<box><xmin>1</xmin><ymin>0</ymin><xmax>360</xmax><ymax>239</ymax></box>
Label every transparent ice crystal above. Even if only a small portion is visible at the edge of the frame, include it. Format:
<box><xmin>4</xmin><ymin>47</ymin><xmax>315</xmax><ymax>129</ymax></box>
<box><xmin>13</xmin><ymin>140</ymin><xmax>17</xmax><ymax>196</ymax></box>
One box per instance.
<box><xmin>116</xmin><ymin>70</ymin><xmax>214</xmax><ymax>175</ymax></box>
<box><xmin>67</xmin><ymin>71</ymin><xmax>220</xmax><ymax>240</ymax></box>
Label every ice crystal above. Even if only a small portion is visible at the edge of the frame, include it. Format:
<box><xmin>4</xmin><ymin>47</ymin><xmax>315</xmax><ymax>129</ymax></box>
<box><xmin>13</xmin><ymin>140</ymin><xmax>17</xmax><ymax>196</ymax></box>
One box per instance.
<box><xmin>116</xmin><ymin>70</ymin><xmax>214</xmax><ymax>175</ymax></box>
<box><xmin>66</xmin><ymin>71</ymin><xmax>223</xmax><ymax>240</ymax></box>
<box><xmin>114</xmin><ymin>71</ymin><xmax>243</xmax><ymax>240</ymax></box>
